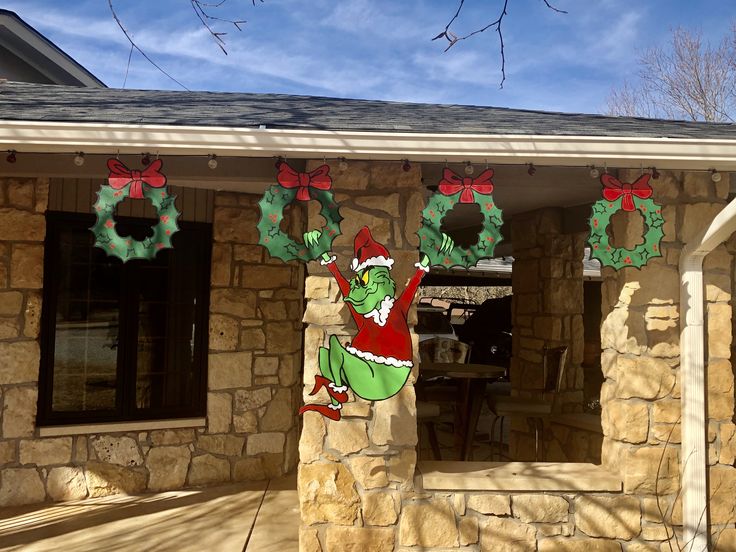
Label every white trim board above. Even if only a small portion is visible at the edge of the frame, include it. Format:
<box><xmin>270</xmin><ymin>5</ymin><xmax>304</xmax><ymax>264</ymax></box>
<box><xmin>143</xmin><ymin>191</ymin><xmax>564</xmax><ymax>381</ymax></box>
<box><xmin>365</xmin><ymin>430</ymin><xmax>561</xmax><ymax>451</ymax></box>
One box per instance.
<box><xmin>3</xmin><ymin>120</ymin><xmax>736</xmax><ymax>170</ymax></box>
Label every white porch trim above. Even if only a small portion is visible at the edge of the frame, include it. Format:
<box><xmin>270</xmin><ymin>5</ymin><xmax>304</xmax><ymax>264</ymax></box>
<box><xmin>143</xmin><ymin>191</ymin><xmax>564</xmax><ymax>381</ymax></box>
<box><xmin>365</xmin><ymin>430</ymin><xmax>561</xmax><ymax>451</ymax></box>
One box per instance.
<box><xmin>2</xmin><ymin>120</ymin><xmax>736</xmax><ymax>170</ymax></box>
<box><xmin>680</xmin><ymin>196</ymin><xmax>736</xmax><ymax>551</ymax></box>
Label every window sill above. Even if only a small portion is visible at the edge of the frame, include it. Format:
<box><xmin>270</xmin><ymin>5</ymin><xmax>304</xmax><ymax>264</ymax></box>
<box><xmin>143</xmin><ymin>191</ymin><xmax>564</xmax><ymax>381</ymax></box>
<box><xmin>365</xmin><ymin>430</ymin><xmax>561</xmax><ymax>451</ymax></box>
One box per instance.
<box><xmin>38</xmin><ymin>417</ymin><xmax>206</xmax><ymax>437</ymax></box>
<box><xmin>416</xmin><ymin>461</ymin><xmax>622</xmax><ymax>492</ymax></box>
<box><xmin>548</xmin><ymin>413</ymin><xmax>602</xmax><ymax>433</ymax></box>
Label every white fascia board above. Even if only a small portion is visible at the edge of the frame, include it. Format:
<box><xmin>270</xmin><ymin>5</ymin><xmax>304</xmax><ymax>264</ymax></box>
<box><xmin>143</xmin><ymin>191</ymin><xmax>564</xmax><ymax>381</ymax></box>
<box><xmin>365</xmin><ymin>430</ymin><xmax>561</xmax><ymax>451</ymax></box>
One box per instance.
<box><xmin>2</xmin><ymin>120</ymin><xmax>736</xmax><ymax>169</ymax></box>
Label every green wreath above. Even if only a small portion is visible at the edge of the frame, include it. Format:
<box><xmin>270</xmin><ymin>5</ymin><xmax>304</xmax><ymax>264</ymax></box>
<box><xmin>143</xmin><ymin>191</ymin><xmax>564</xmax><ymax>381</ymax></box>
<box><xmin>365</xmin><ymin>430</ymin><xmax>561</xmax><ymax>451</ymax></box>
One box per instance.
<box><xmin>257</xmin><ymin>185</ymin><xmax>343</xmax><ymax>262</ymax></box>
<box><xmin>90</xmin><ymin>184</ymin><xmax>180</xmax><ymax>262</ymax></box>
<box><xmin>588</xmin><ymin>197</ymin><xmax>664</xmax><ymax>269</ymax></box>
<box><xmin>417</xmin><ymin>190</ymin><xmax>504</xmax><ymax>269</ymax></box>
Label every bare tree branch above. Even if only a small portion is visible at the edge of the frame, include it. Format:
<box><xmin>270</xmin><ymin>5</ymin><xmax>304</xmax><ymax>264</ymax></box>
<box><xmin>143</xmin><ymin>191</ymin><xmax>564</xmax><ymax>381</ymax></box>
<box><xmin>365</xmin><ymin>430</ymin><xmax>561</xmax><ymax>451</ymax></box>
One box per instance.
<box><xmin>433</xmin><ymin>0</ymin><xmax>567</xmax><ymax>88</ymax></box>
<box><xmin>607</xmin><ymin>26</ymin><xmax>736</xmax><ymax>122</ymax></box>
<box><xmin>108</xmin><ymin>0</ymin><xmax>191</xmax><ymax>90</ymax></box>
<box><xmin>190</xmin><ymin>0</ymin><xmax>253</xmax><ymax>55</ymax></box>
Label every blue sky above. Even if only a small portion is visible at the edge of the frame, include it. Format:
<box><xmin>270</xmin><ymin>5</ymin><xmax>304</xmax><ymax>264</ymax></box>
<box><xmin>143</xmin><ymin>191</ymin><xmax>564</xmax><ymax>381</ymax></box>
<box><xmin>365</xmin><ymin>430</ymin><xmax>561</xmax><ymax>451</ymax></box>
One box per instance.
<box><xmin>5</xmin><ymin>0</ymin><xmax>735</xmax><ymax>114</ymax></box>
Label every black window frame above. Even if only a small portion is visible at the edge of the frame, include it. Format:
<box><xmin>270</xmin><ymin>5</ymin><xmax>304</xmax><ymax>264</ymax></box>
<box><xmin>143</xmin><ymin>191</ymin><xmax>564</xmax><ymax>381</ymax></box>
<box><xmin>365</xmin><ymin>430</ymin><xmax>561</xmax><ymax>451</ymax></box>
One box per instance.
<box><xmin>37</xmin><ymin>211</ymin><xmax>211</xmax><ymax>426</ymax></box>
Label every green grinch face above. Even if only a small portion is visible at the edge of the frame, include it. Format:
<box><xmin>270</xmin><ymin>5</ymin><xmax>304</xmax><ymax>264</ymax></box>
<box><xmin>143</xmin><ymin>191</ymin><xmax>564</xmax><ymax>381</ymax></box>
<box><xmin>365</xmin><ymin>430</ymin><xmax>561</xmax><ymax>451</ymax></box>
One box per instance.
<box><xmin>344</xmin><ymin>266</ymin><xmax>396</xmax><ymax>314</ymax></box>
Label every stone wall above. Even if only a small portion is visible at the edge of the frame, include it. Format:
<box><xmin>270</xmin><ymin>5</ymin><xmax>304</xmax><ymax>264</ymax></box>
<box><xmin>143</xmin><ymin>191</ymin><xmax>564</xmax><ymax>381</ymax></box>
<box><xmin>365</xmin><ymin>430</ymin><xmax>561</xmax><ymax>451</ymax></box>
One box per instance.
<box><xmin>600</xmin><ymin>170</ymin><xmax>736</xmax><ymax>544</ymax></box>
<box><xmin>298</xmin><ymin>160</ymin><xmax>425</xmax><ymax>550</ymax></box>
<box><xmin>509</xmin><ymin>208</ymin><xmax>587</xmax><ymax>461</ymax></box>
<box><xmin>297</xmin><ymin>166</ymin><xmax>736</xmax><ymax>551</ymax></box>
<box><xmin>0</xmin><ymin>177</ymin><xmax>47</xmax><ymax>505</ymax></box>
<box><xmin>0</xmin><ymin>178</ymin><xmax>303</xmax><ymax>506</ymax></box>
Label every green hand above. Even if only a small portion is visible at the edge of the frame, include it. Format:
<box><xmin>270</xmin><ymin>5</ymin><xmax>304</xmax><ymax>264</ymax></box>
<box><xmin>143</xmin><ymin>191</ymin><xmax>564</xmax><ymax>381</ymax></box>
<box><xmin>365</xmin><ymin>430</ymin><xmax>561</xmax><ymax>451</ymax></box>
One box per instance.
<box><xmin>303</xmin><ymin>230</ymin><xmax>331</xmax><ymax>261</ymax></box>
<box><xmin>440</xmin><ymin>233</ymin><xmax>455</xmax><ymax>255</ymax></box>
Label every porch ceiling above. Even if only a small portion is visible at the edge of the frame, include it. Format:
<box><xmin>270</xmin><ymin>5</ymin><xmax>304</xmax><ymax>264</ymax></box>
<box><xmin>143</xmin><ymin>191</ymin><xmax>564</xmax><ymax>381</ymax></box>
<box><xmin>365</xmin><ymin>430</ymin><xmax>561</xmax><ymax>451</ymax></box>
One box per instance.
<box><xmin>0</xmin><ymin>152</ymin><xmax>604</xmax><ymax>220</ymax></box>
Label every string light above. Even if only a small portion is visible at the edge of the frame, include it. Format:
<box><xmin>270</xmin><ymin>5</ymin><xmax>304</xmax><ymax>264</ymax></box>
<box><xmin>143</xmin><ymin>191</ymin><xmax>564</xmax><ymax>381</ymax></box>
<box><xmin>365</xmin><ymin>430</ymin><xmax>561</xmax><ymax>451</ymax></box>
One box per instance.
<box><xmin>141</xmin><ymin>153</ymin><xmax>151</xmax><ymax>166</ymax></box>
<box><xmin>651</xmin><ymin>167</ymin><xmax>660</xmax><ymax>180</ymax></box>
<box><xmin>527</xmin><ymin>163</ymin><xmax>536</xmax><ymax>176</ymax></box>
<box><xmin>711</xmin><ymin>169</ymin><xmax>722</xmax><ymax>183</ymax></box>
<box><xmin>589</xmin><ymin>165</ymin><xmax>600</xmax><ymax>179</ymax></box>
<box><xmin>74</xmin><ymin>152</ymin><xmax>85</xmax><ymax>166</ymax></box>
<box><xmin>402</xmin><ymin>159</ymin><xmax>411</xmax><ymax>172</ymax></box>
<box><xmin>207</xmin><ymin>154</ymin><xmax>218</xmax><ymax>169</ymax></box>
<box><xmin>338</xmin><ymin>157</ymin><xmax>349</xmax><ymax>172</ymax></box>
<box><xmin>6</xmin><ymin>150</ymin><xmax>17</xmax><ymax>163</ymax></box>
<box><xmin>464</xmin><ymin>161</ymin><xmax>474</xmax><ymax>175</ymax></box>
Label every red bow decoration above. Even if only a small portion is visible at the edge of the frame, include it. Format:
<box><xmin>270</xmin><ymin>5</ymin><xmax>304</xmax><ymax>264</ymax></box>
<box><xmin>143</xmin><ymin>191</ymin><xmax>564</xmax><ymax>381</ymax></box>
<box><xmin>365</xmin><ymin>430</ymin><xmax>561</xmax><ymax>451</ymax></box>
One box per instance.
<box><xmin>438</xmin><ymin>168</ymin><xmax>494</xmax><ymax>203</ymax></box>
<box><xmin>277</xmin><ymin>163</ymin><xmax>332</xmax><ymax>201</ymax></box>
<box><xmin>107</xmin><ymin>159</ymin><xmax>167</xmax><ymax>199</ymax></box>
<box><xmin>601</xmin><ymin>173</ymin><xmax>653</xmax><ymax>212</ymax></box>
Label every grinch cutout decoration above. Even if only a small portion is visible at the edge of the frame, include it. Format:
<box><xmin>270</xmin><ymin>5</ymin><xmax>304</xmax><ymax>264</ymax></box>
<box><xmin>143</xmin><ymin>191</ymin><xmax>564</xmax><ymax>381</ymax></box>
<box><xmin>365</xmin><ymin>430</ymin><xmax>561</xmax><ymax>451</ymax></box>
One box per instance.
<box><xmin>299</xmin><ymin>226</ymin><xmax>454</xmax><ymax>421</ymax></box>
<box><xmin>91</xmin><ymin>158</ymin><xmax>180</xmax><ymax>261</ymax></box>
<box><xmin>418</xmin><ymin>167</ymin><xmax>504</xmax><ymax>268</ymax></box>
<box><xmin>257</xmin><ymin>161</ymin><xmax>342</xmax><ymax>262</ymax></box>
<box><xmin>588</xmin><ymin>173</ymin><xmax>664</xmax><ymax>270</ymax></box>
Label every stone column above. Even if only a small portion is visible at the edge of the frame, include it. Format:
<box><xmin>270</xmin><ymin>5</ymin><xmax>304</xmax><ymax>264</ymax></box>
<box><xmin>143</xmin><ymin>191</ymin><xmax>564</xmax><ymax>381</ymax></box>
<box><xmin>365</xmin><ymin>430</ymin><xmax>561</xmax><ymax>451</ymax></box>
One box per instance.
<box><xmin>298</xmin><ymin>161</ymin><xmax>424</xmax><ymax>552</ymax></box>
<box><xmin>600</xmin><ymin>170</ymin><xmax>736</xmax><ymax>541</ymax></box>
<box><xmin>0</xmin><ymin>177</ymin><xmax>49</xmax><ymax>505</ymax></box>
<box><xmin>509</xmin><ymin>207</ymin><xmax>586</xmax><ymax>460</ymax></box>
<box><xmin>207</xmin><ymin>191</ymin><xmax>305</xmax><ymax>482</ymax></box>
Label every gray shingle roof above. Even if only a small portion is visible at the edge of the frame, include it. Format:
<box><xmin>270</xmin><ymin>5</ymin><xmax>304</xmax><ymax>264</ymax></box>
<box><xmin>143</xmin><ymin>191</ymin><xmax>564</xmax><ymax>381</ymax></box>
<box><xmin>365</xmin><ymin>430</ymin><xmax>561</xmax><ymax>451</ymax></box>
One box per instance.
<box><xmin>2</xmin><ymin>80</ymin><xmax>735</xmax><ymax>139</ymax></box>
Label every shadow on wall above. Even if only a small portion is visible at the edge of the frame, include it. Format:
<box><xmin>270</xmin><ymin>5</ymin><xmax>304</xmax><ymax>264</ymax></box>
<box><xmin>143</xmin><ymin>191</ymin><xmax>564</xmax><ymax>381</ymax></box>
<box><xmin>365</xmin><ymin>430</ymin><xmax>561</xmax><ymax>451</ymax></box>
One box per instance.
<box><xmin>400</xmin><ymin>471</ymin><xmax>653</xmax><ymax>548</ymax></box>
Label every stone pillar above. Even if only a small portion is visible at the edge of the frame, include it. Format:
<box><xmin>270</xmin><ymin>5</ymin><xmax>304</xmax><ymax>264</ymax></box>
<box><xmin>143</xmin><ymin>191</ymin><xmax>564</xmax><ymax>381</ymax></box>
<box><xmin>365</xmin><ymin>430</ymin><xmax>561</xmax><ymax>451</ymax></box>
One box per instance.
<box><xmin>298</xmin><ymin>161</ymin><xmax>424</xmax><ymax>552</ymax></box>
<box><xmin>0</xmin><ymin>177</ymin><xmax>48</xmax><ymax>505</ymax></box>
<box><xmin>208</xmin><ymin>191</ymin><xmax>305</xmax><ymax>481</ymax></box>
<box><xmin>509</xmin><ymin>207</ymin><xmax>586</xmax><ymax>460</ymax></box>
<box><xmin>600</xmin><ymin>170</ymin><xmax>736</xmax><ymax>540</ymax></box>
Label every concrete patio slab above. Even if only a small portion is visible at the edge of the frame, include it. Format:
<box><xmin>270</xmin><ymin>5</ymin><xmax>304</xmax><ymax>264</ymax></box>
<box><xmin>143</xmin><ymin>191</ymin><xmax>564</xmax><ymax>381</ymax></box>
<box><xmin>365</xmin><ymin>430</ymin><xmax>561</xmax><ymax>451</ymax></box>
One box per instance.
<box><xmin>0</xmin><ymin>476</ymin><xmax>297</xmax><ymax>551</ymax></box>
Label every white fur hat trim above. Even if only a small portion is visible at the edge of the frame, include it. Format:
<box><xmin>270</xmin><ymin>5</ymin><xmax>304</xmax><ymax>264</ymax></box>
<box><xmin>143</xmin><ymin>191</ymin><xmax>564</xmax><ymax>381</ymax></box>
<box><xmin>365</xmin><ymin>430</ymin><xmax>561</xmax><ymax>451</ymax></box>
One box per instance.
<box><xmin>352</xmin><ymin>255</ymin><xmax>394</xmax><ymax>273</ymax></box>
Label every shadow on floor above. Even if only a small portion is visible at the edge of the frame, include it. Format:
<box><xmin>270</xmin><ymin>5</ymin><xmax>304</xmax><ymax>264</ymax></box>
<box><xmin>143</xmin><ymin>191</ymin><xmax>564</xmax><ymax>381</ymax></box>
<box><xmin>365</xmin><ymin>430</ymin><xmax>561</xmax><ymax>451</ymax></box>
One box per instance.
<box><xmin>0</xmin><ymin>475</ymin><xmax>297</xmax><ymax>552</ymax></box>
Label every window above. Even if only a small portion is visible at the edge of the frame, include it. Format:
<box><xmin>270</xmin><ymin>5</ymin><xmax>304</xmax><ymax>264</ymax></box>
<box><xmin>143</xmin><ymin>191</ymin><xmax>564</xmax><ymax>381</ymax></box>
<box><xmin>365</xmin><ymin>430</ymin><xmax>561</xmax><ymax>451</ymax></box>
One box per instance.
<box><xmin>38</xmin><ymin>212</ymin><xmax>211</xmax><ymax>425</ymax></box>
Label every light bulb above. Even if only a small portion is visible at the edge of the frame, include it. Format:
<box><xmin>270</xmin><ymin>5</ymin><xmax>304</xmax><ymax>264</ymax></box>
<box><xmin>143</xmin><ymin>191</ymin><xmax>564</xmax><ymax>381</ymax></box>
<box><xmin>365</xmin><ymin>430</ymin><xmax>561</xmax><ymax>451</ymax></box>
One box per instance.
<box><xmin>6</xmin><ymin>150</ymin><xmax>16</xmax><ymax>163</ymax></box>
<box><xmin>338</xmin><ymin>157</ymin><xmax>348</xmax><ymax>172</ymax></box>
<box><xmin>464</xmin><ymin>162</ymin><xmax>474</xmax><ymax>176</ymax></box>
<box><xmin>208</xmin><ymin>154</ymin><xmax>218</xmax><ymax>169</ymax></box>
<box><xmin>527</xmin><ymin>163</ymin><xmax>536</xmax><ymax>176</ymax></box>
<box><xmin>589</xmin><ymin>166</ymin><xmax>600</xmax><ymax>179</ymax></box>
<box><xmin>74</xmin><ymin>152</ymin><xmax>85</xmax><ymax>166</ymax></box>
<box><xmin>402</xmin><ymin>159</ymin><xmax>411</xmax><ymax>172</ymax></box>
<box><xmin>141</xmin><ymin>153</ymin><xmax>151</xmax><ymax>166</ymax></box>
<box><xmin>711</xmin><ymin>169</ymin><xmax>722</xmax><ymax>183</ymax></box>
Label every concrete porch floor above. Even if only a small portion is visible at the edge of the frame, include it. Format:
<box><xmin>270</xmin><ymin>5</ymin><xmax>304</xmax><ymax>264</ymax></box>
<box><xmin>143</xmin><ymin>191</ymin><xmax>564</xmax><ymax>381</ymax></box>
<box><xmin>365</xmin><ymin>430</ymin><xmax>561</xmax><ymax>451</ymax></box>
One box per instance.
<box><xmin>0</xmin><ymin>475</ymin><xmax>298</xmax><ymax>551</ymax></box>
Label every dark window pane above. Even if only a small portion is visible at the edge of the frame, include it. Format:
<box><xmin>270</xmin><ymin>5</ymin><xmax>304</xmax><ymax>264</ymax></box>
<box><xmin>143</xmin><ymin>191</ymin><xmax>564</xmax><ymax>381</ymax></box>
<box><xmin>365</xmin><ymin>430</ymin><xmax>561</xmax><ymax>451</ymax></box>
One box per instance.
<box><xmin>40</xmin><ymin>212</ymin><xmax>210</xmax><ymax>425</ymax></box>
<box><xmin>134</xmin><ymin>238</ymin><xmax>203</xmax><ymax>413</ymax></box>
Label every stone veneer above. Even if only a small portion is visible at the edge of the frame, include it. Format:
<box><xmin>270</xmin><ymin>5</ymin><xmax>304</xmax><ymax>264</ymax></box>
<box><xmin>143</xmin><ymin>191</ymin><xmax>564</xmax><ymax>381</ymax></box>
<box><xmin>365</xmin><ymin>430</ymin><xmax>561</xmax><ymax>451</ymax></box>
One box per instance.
<box><xmin>509</xmin><ymin>208</ymin><xmax>589</xmax><ymax>462</ymax></box>
<box><xmin>298</xmin><ymin>165</ymin><xmax>736</xmax><ymax>551</ymax></box>
<box><xmin>0</xmin><ymin>178</ymin><xmax>303</xmax><ymax>505</ymax></box>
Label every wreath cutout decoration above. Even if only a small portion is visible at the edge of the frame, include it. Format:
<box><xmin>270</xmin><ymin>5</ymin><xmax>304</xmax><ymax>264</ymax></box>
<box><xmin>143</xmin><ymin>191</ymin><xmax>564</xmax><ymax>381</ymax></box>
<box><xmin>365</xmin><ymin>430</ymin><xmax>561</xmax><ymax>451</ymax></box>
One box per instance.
<box><xmin>257</xmin><ymin>162</ymin><xmax>343</xmax><ymax>262</ymax></box>
<box><xmin>91</xmin><ymin>158</ymin><xmax>180</xmax><ymax>262</ymax></box>
<box><xmin>588</xmin><ymin>173</ymin><xmax>664</xmax><ymax>270</ymax></box>
<box><xmin>417</xmin><ymin>168</ymin><xmax>504</xmax><ymax>269</ymax></box>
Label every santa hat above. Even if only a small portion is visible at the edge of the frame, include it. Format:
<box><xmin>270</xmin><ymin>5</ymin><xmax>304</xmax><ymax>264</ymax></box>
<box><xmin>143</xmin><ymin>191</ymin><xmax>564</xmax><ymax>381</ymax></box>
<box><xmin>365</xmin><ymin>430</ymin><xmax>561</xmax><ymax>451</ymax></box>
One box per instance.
<box><xmin>351</xmin><ymin>226</ymin><xmax>394</xmax><ymax>272</ymax></box>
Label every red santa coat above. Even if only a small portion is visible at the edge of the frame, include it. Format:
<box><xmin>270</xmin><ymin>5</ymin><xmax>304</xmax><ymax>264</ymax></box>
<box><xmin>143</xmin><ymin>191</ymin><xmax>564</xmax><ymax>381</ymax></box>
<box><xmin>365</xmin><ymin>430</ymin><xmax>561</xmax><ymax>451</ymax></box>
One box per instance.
<box><xmin>326</xmin><ymin>261</ymin><xmax>426</xmax><ymax>367</ymax></box>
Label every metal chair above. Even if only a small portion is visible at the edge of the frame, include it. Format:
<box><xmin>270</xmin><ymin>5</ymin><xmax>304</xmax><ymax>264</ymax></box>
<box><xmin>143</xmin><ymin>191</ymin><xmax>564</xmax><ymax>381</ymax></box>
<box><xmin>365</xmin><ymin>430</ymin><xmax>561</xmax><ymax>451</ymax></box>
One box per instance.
<box><xmin>486</xmin><ymin>345</ymin><xmax>568</xmax><ymax>461</ymax></box>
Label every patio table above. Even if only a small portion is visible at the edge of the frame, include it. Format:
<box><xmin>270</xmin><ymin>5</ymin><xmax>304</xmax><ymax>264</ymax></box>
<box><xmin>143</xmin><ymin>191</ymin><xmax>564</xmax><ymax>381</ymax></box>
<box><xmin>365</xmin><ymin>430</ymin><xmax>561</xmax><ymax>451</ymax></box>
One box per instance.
<box><xmin>420</xmin><ymin>362</ymin><xmax>506</xmax><ymax>461</ymax></box>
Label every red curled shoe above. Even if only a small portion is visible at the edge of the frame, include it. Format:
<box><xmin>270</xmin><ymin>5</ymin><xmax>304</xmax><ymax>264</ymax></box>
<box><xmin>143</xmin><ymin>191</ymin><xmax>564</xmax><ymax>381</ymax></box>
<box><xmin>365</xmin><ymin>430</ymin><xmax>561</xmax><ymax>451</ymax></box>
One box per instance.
<box><xmin>308</xmin><ymin>375</ymin><xmax>349</xmax><ymax>404</ymax></box>
<box><xmin>299</xmin><ymin>402</ymin><xmax>342</xmax><ymax>421</ymax></box>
